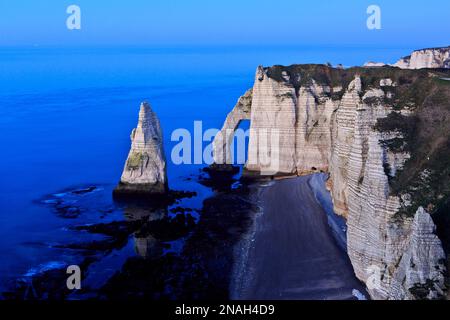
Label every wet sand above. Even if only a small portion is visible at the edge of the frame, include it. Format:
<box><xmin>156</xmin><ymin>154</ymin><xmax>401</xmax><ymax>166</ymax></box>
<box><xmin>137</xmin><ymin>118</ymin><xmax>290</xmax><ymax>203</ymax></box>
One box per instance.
<box><xmin>233</xmin><ymin>175</ymin><xmax>367</xmax><ymax>300</ymax></box>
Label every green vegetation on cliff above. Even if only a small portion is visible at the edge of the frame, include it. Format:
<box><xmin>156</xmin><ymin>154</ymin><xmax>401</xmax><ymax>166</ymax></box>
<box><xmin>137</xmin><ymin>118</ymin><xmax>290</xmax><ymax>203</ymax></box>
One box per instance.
<box><xmin>375</xmin><ymin>75</ymin><xmax>450</xmax><ymax>217</ymax></box>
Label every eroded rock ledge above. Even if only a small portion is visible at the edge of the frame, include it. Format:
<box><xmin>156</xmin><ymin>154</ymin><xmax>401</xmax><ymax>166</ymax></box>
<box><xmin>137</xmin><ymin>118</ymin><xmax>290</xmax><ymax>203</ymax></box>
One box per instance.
<box><xmin>213</xmin><ymin>64</ymin><xmax>450</xmax><ymax>299</ymax></box>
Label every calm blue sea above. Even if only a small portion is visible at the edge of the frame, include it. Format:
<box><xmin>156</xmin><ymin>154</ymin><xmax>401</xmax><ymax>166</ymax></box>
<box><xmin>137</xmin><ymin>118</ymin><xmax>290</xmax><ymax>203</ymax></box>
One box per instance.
<box><xmin>0</xmin><ymin>45</ymin><xmax>414</xmax><ymax>296</ymax></box>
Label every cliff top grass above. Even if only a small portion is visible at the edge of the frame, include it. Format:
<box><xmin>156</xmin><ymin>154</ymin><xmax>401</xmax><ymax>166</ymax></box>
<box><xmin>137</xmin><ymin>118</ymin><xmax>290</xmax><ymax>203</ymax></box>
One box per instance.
<box><xmin>265</xmin><ymin>64</ymin><xmax>450</xmax><ymax>93</ymax></box>
<box><xmin>412</xmin><ymin>45</ymin><xmax>450</xmax><ymax>52</ymax></box>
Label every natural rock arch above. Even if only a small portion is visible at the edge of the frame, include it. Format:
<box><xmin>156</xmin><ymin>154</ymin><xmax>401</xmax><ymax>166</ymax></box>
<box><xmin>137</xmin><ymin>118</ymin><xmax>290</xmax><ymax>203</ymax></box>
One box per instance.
<box><xmin>212</xmin><ymin>89</ymin><xmax>252</xmax><ymax>166</ymax></box>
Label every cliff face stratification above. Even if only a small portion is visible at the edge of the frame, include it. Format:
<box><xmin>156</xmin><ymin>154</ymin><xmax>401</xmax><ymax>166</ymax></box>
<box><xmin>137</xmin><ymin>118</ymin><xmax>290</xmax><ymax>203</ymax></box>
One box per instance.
<box><xmin>114</xmin><ymin>102</ymin><xmax>167</xmax><ymax>196</ymax></box>
<box><xmin>394</xmin><ymin>46</ymin><xmax>450</xmax><ymax>69</ymax></box>
<box><xmin>213</xmin><ymin>64</ymin><xmax>450</xmax><ymax>299</ymax></box>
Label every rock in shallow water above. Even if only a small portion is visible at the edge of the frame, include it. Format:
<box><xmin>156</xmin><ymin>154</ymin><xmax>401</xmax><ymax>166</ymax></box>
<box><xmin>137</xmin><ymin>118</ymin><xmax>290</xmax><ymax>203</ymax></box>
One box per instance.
<box><xmin>114</xmin><ymin>102</ymin><xmax>168</xmax><ymax>197</ymax></box>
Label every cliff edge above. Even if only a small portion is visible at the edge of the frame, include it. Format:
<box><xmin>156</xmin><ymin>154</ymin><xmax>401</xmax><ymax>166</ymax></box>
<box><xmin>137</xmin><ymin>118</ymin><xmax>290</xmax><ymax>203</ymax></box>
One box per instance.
<box><xmin>365</xmin><ymin>46</ymin><xmax>450</xmax><ymax>69</ymax></box>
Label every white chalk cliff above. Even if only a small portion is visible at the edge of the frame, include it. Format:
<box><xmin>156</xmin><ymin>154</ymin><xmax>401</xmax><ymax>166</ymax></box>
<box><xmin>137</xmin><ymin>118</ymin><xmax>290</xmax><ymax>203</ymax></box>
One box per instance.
<box><xmin>114</xmin><ymin>102</ymin><xmax>167</xmax><ymax>196</ymax></box>
<box><xmin>364</xmin><ymin>61</ymin><xmax>387</xmax><ymax>67</ymax></box>
<box><xmin>394</xmin><ymin>46</ymin><xmax>450</xmax><ymax>69</ymax></box>
<box><xmin>365</xmin><ymin>46</ymin><xmax>450</xmax><ymax>70</ymax></box>
<box><xmin>213</xmin><ymin>65</ymin><xmax>447</xmax><ymax>299</ymax></box>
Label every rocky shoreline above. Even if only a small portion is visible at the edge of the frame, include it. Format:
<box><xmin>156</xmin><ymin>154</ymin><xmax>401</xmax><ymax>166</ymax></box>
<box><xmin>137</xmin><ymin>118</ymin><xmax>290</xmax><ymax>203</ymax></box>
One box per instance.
<box><xmin>2</xmin><ymin>171</ymin><xmax>257</xmax><ymax>300</ymax></box>
<box><xmin>3</xmin><ymin>169</ymin><xmax>367</xmax><ymax>301</ymax></box>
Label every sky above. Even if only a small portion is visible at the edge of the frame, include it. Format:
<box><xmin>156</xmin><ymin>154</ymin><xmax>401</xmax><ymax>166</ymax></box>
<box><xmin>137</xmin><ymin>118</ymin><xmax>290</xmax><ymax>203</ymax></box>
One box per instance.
<box><xmin>0</xmin><ymin>0</ymin><xmax>449</xmax><ymax>47</ymax></box>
